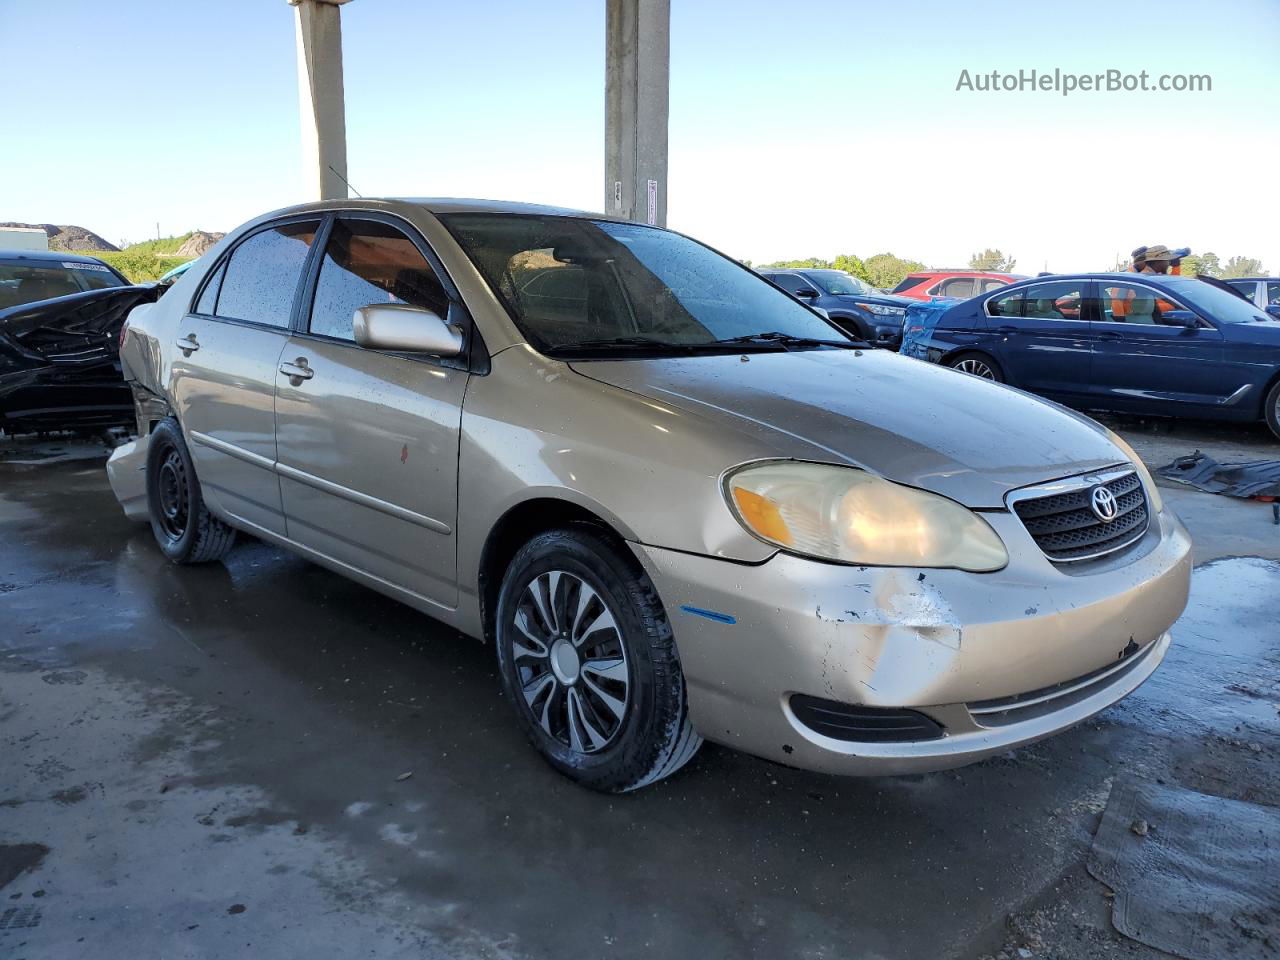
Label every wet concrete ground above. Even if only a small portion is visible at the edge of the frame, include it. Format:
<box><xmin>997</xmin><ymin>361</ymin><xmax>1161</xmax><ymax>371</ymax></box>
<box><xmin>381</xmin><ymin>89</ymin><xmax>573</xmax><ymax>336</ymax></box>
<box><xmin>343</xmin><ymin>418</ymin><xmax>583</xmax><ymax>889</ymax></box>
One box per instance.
<box><xmin>2</xmin><ymin>418</ymin><xmax>1278</xmax><ymax>960</ymax></box>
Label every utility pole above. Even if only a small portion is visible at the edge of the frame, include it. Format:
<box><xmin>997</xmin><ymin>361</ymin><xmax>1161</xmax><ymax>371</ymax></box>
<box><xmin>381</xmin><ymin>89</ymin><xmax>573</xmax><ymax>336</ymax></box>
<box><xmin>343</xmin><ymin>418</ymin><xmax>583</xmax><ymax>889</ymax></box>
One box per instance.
<box><xmin>288</xmin><ymin>0</ymin><xmax>351</xmax><ymax>201</ymax></box>
<box><xmin>605</xmin><ymin>0</ymin><xmax>670</xmax><ymax>226</ymax></box>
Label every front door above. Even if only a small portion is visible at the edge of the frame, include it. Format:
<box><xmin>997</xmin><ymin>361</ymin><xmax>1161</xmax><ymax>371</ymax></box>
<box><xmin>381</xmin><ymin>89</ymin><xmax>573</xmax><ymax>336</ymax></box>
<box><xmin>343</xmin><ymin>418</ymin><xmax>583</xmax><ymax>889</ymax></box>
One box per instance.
<box><xmin>986</xmin><ymin>278</ymin><xmax>1093</xmax><ymax>401</ymax></box>
<box><xmin>171</xmin><ymin>219</ymin><xmax>320</xmax><ymax>536</ymax></box>
<box><xmin>273</xmin><ymin>216</ymin><xmax>469</xmax><ymax>608</ymax></box>
<box><xmin>1089</xmin><ymin>280</ymin><xmax>1226</xmax><ymax>413</ymax></box>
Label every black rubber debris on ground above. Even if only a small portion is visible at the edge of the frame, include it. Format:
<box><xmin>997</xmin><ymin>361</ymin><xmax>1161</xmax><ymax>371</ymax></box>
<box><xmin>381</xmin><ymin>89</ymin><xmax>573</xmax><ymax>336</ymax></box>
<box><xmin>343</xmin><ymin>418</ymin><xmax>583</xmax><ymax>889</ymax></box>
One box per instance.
<box><xmin>1157</xmin><ymin>452</ymin><xmax>1280</xmax><ymax>499</ymax></box>
<box><xmin>1088</xmin><ymin>779</ymin><xmax>1280</xmax><ymax>960</ymax></box>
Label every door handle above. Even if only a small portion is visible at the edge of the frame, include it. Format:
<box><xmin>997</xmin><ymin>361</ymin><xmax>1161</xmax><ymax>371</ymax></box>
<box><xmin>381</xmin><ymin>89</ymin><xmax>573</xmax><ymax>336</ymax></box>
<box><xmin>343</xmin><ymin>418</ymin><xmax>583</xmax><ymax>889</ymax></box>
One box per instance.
<box><xmin>1097</xmin><ymin>331</ymin><xmax>1122</xmax><ymax>341</ymax></box>
<box><xmin>279</xmin><ymin>358</ymin><xmax>314</xmax><ymax>384</ymax></box>
<box><xmin>997</xmin><ymin>325</ymin><xmax>1017</xmax><ymax>335</ymax></box>
<box><xmin>175</xmin><ymin>333</ymin><xmax>200</xmax><ymax>356</ymax></box>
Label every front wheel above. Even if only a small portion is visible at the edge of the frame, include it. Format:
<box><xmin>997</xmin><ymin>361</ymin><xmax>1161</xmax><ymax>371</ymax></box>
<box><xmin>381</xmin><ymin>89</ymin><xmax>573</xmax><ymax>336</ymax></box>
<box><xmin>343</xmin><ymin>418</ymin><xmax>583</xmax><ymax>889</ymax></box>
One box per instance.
<box><xmin>1264</xmin><ymin>379</ymin><xmax>1280</xmax><ymax>440</ymax></box>
<box><xmin>947</xmin><ymin>351</ymin><xmax>1005</xmax><ymax>383</ymax></box>
<box><xmin>494</xmin><ymin>527</ymin><xmax>701</xmax><ymax>792</ymax></box>
<box><xmin>145</xmin><ymin>418</ymin><xmax>236</xmax><ymax>564</ymax></box>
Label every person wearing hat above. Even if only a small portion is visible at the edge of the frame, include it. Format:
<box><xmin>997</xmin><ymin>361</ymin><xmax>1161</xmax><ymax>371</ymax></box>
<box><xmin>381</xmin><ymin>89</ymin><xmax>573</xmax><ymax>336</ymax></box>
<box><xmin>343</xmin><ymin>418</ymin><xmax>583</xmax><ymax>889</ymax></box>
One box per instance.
<box><xmin>1169</xmin><ymin>247</ymin><xmax>1191</xmax><ymax>276</ymax></box>
<box><xmin>1139</xmin><ymin>245</ymin><xmax>1174</xmax><ymax>274</ymax></box>
<box><xmin>1129</xmin><ymin>245</ymin><xmax>1148</xmax><ymax>273</ymax></box>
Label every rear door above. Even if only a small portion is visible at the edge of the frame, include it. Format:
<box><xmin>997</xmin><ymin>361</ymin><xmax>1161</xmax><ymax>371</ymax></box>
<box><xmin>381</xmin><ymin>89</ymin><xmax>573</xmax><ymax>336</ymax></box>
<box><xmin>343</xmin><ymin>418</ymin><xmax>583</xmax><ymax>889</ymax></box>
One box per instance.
<box><xmin>985</xmin><ymin>278</ymin><xmax>1093</xmax><ymax>401</ymax></box>
<box><xmin>172</xmin><ymin>218</ymin><xmax>321</xmax><ymax>536</ymax></box>
<box><xmin>273</xmin><ymin>214</ymin><xmax>470</xmax><ymax>607</ymax></box>
<box><xmin>1089</xmin><ymin>279</ymin><xmax>1226</xmax><ymax>411</ymax></box>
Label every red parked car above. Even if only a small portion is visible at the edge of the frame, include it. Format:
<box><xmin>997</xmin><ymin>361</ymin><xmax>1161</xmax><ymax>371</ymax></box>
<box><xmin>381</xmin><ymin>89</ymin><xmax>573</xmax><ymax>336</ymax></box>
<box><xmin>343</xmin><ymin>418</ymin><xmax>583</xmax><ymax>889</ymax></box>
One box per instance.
<box><xmin>890</xmin><ymin>271</ymin><xmax>1024</xmax><ymax>301</ymax></box>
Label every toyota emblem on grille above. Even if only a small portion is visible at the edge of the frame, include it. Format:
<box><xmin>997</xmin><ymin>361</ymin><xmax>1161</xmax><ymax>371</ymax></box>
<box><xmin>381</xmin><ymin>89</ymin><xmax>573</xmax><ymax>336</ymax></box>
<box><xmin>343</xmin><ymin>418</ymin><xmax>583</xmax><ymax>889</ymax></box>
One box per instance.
<box><xmin>1090</xmin><ymin>485</ymin><xmax>1119</xmax><ymax>521</ymax></box>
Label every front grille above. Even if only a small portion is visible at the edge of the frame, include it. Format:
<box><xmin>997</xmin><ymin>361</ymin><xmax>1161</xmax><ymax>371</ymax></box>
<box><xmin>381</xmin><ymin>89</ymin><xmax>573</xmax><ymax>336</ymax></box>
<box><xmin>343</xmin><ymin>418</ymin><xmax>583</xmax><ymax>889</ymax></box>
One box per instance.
<box><xmin>967</xmin><ymin>640</ymin><xmax>1156</xmax><ymax>727</ymax></box>
<box><xmin>789</xmin><ymin>695</ymin><xmax>944</xmax><ymax>743</ymax></box>
<box><xmin>1012</xmin><ymin>471</ymin><xmax>1148</xmax><ymax>562</ymax></box>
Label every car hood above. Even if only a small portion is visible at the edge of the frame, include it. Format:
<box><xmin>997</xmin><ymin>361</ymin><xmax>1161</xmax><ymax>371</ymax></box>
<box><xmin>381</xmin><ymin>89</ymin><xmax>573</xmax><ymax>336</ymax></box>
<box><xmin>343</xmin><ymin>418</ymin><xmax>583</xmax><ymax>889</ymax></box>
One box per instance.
<box><xmin>570</xmin><ymin>349</ymin><xmax>1129</xmax><ymax>508</ymax></box>
<box><xmin>837</xmin><ymin>293</ymin><xmax>913</xmax><ymax>309</ymax></box>
<box><xmin>1221</xmin><ymin>320</ymin><xmax>1280</xmax><ymax>346</ymax></box>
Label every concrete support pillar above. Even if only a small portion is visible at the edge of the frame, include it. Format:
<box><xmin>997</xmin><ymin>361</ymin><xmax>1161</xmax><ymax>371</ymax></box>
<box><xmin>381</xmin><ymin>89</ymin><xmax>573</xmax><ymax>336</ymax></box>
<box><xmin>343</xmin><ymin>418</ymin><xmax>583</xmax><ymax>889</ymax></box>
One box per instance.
<box><xmin>289</xmin><ymin>0</ymin><xmax>351</xmax><ymax>201</ymax></box>
<box><xmin>605</xmin><ymin>0</ymin><xmax>670</xmax><ymax>226</ymax></box>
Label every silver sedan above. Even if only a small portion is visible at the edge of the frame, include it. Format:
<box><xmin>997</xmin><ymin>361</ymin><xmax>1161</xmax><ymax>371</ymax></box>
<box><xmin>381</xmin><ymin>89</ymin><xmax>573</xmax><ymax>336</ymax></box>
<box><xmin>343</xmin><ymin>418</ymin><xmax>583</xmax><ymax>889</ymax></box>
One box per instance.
<box><xmin>108</xmin><ymin>199</ymin><xmax>1191</xmax><ymax>791</ymax></box>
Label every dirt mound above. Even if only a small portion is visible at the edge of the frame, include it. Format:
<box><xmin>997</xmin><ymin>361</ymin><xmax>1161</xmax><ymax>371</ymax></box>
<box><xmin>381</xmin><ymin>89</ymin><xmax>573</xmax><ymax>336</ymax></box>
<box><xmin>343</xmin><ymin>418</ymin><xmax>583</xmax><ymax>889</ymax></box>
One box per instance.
<box><xmin>176</xmin><ymin>231</ymin><xmax>225</xmax><ymax>258</ymax></box>
<box><xmin>0</xmin><ymin>222</ymin><xmax>119</xmax><ymax>252</ymax></box>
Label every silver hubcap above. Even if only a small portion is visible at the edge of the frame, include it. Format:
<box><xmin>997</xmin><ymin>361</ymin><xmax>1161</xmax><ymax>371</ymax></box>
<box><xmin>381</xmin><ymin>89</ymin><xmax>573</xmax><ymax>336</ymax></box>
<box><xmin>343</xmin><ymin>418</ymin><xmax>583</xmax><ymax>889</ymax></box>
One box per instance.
<box><xmin>511</xmin><ymin>570</ymin><xmax>630</xmax><ymax>754</ymax></box>
<box><xmin>955</xmin><ymin>358</ymin><xmax>995</xmax><ymax>380</ymax></box>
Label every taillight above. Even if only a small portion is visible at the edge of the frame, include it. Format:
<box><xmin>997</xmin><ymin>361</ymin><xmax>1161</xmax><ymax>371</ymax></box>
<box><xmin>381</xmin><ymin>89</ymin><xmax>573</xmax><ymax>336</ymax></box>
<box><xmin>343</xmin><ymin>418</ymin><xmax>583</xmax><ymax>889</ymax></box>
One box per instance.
<box><xmin>118</xmin><ymin>320</ymin><xmax>129</xmax><ymax>352</ymax></box>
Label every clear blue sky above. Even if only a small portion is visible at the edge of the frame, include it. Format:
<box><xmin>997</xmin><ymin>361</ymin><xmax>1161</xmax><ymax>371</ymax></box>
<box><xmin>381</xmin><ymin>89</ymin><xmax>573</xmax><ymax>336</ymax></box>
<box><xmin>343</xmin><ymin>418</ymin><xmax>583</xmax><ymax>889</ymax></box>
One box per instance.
<box><xmin>2</xmin><ymin>0</ymin><xmax>1277</xmax><ymax>272</ymax></box>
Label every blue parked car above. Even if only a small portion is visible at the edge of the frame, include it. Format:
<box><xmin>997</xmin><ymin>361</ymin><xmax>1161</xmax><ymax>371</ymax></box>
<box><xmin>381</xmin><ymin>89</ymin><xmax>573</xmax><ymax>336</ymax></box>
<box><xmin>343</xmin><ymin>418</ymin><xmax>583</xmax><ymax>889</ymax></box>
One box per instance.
<box><xmin>757</xmin><ymin>268</ymin><xmax>912</xmax><ymax>348</ymax></box>
<box><xmin>900</xmin><ymin>273</ymin><xmax>1280</xmax><ymax>440</ymax></box>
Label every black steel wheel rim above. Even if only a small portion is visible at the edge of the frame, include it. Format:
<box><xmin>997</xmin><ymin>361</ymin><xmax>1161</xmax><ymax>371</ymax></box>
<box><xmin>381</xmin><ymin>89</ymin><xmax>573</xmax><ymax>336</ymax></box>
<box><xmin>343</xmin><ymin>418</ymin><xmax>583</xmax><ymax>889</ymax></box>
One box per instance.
<box><xmin>509</xmin><ymin>570</ymin><xmax>631</xmax><ymax>754</ymax></box>
<box><xmin>155</xmin><ymin>444</ymin><xmax>190</xmax><ymax>542</ymax></box>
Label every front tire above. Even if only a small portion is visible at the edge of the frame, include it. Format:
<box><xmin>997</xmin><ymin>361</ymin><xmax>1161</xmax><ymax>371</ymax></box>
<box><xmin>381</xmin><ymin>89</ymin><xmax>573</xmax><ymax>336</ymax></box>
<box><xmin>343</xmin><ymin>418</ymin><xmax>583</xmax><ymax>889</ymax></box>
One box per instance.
<box><xmin>1265</xmin><ymin>379</ymin><xmax>1280</xmax><ymax>441</ymax></box>
<box><xmin>145</xmin><ymin>418</ymin><xmax>236</xmax><ymax>564</ymax></box>
<box><xmin>947</xmin><ymin>351</ymin><xmax>1004</xmax><ymax>383</ymax></box>
<box><xmin>494</xmin><ymin>527</ymin><xmax>701</xmax><ymax>792</ymax></box>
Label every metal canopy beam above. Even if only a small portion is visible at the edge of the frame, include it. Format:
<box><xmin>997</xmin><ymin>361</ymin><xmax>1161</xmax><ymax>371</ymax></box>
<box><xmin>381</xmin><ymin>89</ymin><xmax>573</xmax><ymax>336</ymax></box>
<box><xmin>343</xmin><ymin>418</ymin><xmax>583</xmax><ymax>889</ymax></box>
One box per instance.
<box><xmin>605</xmin><ymin>0</ymin><xmax>670</xmax><ymax>227</ymax></box>
<box><xmin>289</xmin><ymin>0</ymin><xmax>351</xmax><ymax>201</ymax></box>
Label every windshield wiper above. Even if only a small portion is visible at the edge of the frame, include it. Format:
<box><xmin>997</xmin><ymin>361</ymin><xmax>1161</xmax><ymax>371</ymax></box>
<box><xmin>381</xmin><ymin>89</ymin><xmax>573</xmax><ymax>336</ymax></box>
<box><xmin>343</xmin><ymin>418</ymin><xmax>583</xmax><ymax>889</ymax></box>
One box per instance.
<box><xmin>709</xmin><ymin>331</ymin><xmax>865</xmax><ymax>349</ymax></box>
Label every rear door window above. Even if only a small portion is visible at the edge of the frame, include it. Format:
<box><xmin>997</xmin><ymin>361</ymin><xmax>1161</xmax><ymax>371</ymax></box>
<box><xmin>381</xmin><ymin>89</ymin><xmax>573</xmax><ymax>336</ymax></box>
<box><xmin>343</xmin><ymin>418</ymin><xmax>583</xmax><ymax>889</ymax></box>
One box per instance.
<box><xmin>987</xmin><ymin>287</ymin><xmax>1025</xmax><ymax>317</ymax></box>
<box><xmin>938</xmin><ymin>278</ymin><xmax>976</xmax><ymax>298</ymax></box>
<box><xmin>1266</xmin><ymin>281</ymin><xmax>1280</xmax><ymax>306</ymax></box>
<box><xmin>307</xmin><ymin>218</ymin><xmax>450</xmax><ymax>342</ymax></box>
<box><xmin>214</xmin><ymin>220</ymin><xmax>320</xmax><ymax>328</ymax></box>
<box><xmin>1021</xmin><ymin>280</ymin><xmax>1087</xmax><ymax>321</ymax></box>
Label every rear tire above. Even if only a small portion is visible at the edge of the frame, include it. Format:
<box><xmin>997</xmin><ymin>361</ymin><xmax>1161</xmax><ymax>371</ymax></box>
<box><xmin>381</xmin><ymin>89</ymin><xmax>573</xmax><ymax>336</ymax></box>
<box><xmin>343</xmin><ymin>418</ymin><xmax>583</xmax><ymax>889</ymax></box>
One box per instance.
<box><xmin>947</xmin><ymin>351</ymin><xmax>1004</xmax><ymax>383</ymax></box>
<box><xmin>1265</xmin><ymin>379</ymin><xmax>1280</xmax><ymax>441</ymax></box>
<box><xmin>145</xmin><ymin>418</ymin><xmax>236</xmax><ymax>564</ymax></box>
<box><xmin>494</xmin><ymin>526</ymin><xmax>701</xmax><ymax>793</ymax></box>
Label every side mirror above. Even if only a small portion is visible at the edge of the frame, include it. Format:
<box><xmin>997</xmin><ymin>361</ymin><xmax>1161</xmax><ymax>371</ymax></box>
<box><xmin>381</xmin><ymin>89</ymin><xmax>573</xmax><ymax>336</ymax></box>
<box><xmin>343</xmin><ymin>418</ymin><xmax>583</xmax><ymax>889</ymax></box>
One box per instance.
<box><xmin>1266</xmin><ymin>305</ymin><xmax>1280</xmax><ymax>320</ymax></box>
<box><xmin>1161</xmin><ymin>309</ymin><xmax>1199</xmax><ymax>328</ymax></box>
<box><xmin>353</xmin><ymin>304</ymin><xmax>463</xmax><ymax>356</ymax></box>
<box><xmin>793</xmin><ymin>288</ymin><xmax>819</xmax><ymax>300</ymax></box>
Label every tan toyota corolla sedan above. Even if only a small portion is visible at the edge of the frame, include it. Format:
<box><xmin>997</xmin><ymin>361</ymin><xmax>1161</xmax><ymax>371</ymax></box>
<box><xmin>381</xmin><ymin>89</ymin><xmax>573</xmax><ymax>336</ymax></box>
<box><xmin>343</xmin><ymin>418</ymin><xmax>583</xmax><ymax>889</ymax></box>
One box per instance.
<box><xmin>107</xmin><ymin>199</ymin><xmax>1192</xmax><ymax>792</ymax></box>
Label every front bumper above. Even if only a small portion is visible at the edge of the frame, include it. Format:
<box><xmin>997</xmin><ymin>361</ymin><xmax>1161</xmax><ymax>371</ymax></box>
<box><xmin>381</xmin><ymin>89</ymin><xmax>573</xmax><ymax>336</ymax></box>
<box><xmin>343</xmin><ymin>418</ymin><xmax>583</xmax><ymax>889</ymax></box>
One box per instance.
<box><xmin>631</xmin><ymin>506</ymin><xmax>1191</xmax><ymax>776</ymax></box>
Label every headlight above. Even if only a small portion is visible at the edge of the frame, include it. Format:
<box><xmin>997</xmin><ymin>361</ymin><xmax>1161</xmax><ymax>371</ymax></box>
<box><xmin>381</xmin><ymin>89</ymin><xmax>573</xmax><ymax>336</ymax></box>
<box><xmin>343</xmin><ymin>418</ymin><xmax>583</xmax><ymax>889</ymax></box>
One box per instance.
<box><xmin>865</xmin><ymin>304</ymin><xmax>907</xmax><ymax>317</ymax></box>
<box><xmin>1105</xmin><ymin>431</ymin><xmax>1164</xmax><ymax>513</ymax></box>
<box><xmin>724</xmin><ymin>461</ymin><xmax>1008</xmax><ymax>571</ymax></box>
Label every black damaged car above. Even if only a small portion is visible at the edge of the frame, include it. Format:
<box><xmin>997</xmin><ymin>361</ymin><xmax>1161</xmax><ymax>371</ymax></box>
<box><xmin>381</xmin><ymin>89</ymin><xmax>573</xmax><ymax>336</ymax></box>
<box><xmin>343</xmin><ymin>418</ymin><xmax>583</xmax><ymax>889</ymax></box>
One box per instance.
<box><xmin>0</xmin><ymin>250</ymin><xmax>157</xmax><ymax>434</ymax></box>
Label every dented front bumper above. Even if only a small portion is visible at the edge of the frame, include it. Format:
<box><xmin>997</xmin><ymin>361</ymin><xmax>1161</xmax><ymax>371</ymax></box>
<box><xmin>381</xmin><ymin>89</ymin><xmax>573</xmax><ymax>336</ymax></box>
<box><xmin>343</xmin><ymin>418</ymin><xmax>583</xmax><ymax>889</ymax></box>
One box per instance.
<box><xmin>631</xmin><ymin>505</ymin><xmax>1191</xmax><ymax>776</ymax></box>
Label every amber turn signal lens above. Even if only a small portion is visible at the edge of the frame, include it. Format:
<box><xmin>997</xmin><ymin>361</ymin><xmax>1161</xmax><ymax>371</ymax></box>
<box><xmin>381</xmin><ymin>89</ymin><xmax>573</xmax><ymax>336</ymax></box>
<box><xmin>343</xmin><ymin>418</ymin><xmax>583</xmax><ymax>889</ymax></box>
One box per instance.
<box><xmin>732</xmin><ymin>487</ymin><xmax>793</xmax><ymax>546</ymax></box>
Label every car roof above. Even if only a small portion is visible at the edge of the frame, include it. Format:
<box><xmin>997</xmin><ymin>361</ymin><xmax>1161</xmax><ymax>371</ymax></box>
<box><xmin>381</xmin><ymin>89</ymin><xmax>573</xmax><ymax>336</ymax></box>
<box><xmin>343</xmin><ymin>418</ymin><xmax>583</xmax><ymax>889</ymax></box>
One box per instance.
<box><xmin>996</xmin><ymin>272</ymin><xmax>1201</xmax><ymax>291</ymax></box>
<box><xmin>0</xmin><ymin>248</ymin><xmax>113</xmax><ymax>265</ymax></box>
<box><xmin>907</xmin><ymin>270</ymin><xmax>1016</xmax><ymax>277</ymax></box>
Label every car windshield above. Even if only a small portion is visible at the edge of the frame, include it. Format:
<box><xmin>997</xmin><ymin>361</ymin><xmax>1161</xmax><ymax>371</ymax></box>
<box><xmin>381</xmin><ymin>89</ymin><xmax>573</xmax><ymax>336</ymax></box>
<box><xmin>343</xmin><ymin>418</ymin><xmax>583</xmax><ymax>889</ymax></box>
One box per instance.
<box><xmin>0</xmin><ymin>261</ymin><xmax>125</xmax><ymax>310</ymax></box>
<box><xmin>439</xmin><ymin>214</ymin><xmax>853</xmax><ymax>355</ymax></box>
<box><xmin>810</xmin><ymin>271</ymin><xmax>875</xmax><ymax>296</ymax></box>
<box><xmin>1175</xmin><ymin>278</ymin><xmax>1273</xmax><ymax>324</ymax></box>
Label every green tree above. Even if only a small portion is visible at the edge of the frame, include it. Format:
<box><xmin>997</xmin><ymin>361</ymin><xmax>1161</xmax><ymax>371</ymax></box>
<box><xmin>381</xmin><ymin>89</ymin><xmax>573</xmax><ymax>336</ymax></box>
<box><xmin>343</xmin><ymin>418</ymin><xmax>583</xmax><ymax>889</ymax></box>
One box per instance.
<box><xmin>1179</xmin><ymin>252</ymin><xmax>1221</xmax><ymax>277</ymax></box>
<box><xmin>763</xmin><ymin>257</ymin><xmax>832</xmax><ymax>269</ymax></box>
<box><xmin>864</xmin><ymin>253</ymin><xmax>927</xmax><ymax>290</ymax></box>
<box><xmin>1220</xmin><ymin>256</ymin><xmax>1267</xmax><ymax>279</ymax></box>
<box><xmin>969</xmin><ymin>248</ymin><xmax>1016</xmax><ymax>272</ymax></box>
<box><xmin>832</xmin><ymin>253</ymin><xmax>870</xmax><ymax>283</ymax></box>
